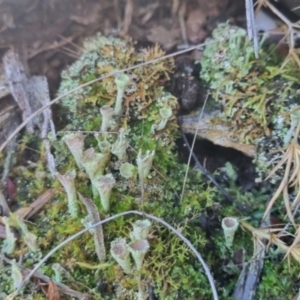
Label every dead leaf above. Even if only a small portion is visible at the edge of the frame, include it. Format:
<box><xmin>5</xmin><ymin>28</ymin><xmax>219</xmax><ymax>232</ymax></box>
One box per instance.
<box><xmin>47</xmin><ymin>281</ymin><xmax>61</xmax><ymax>300</ymax></box>
<box><xmin>16</xmin><ymin>189</ymin><xmax>56</xmax><ymax>220</ymax></box>
<box><xmin>147</xmin><ymin>24</ymin><xmax>180</xmax><ymax>50</ymax></box>
<box><xmin>121</xmin><ymin>0</ymin><xmax>133</xmax><ymax>34</ymax></box>
<box><xmin>15</xmin><ymin>207</ymin><xmax>32</xmax><ymax>219</ymax></box>
<box><xmin>186</xmin><ymin>8</ymin><xmax>207</xmax><ymax>43</ymax></box>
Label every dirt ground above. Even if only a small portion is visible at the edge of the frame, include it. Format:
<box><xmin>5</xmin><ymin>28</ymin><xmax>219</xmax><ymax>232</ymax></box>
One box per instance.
<box><xmin>0</xmin><ymin>0</ymin><xmax>246</xmax><ymax>94</ymax></box>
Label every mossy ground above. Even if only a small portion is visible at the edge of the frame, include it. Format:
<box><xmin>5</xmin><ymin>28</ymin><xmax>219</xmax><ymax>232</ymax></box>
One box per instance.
<box><xmin>1</xmin><ymin>26</ymin><xmax>300</xmax><ymax>299</ymax></box>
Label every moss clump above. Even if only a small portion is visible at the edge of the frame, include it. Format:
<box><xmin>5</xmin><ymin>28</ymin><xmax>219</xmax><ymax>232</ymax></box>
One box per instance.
<box><xmin>200</xmin><ymin>23</ymin><xmax>300</xmax><ymax>146</ymax></box>
<box><xmin>3</xmin><ymin>27</ymin><xmax>300</xmax><ymax>299</ymax></box>
<box><xmin>0</xmin><ymin>35</ymin><xmax>220</xmax><ymax>299</ymax></box>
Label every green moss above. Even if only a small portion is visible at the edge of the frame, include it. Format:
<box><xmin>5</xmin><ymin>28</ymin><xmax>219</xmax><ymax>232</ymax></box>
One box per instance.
<box><xmin>257</xmin><ymin>260</ymin><xmax>299</xmax><ymax>299</ymax></box>
<box><xmin>4</xmin><ymin>29</ymin><xmax>300</xmax><ymax>299</ymax></box>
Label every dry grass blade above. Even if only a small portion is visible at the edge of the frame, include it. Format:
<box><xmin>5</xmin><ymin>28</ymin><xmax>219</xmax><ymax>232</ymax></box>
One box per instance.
<box><xmin>264</xmin><ymin>143</ymin><xmax>294</xmax><ymax>224</ymax></box>
<box><xmin>255</xmin><ymin>0</ymin><xmax>300</xmax><ymax>69</ymax></box>
<box><xmin>240</xmin><ymin>220</ymin><xmax>297</xmax><ymax>263</ymax></box>
<box><xmin>281</xmin><ymin>48</ymin><xmax>300</xmax><ymax>70</ymax></box>
<box><xmin>264</xmin><ymin>120</ymin><xmax>300</xmax><ymax>226</ymax></box>
<box><xmin>241</xmin><ymin>221</ymin><xmax>286</xmax><ymax>246</ymax></box>
<box><xmin>283</xmin><ymin>226</ymin><xmax>300</xmax><ymax>268</ymax></box>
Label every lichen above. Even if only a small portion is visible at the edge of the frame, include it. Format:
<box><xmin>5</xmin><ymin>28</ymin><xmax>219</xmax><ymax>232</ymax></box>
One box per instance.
<box><xmin>0</xmin><ymin>35</ymin><xmax>219</xmax><ymax>299</ymax></box>
<box><xmin>4</xmin><ymin>29</ymin><xmax>300</xmax><ymax>299</ymax></box>
<box><xmin>200</xmin><ymin>23</ymin><xmax>300</xmax><ymax>147</ymax></box>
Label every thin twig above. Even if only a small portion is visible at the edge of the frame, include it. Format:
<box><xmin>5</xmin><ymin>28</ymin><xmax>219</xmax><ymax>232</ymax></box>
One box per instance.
<box><xmin>180</xmin><ymin>130</ymin><xmax>246</xmax><ymax>212</ymax></box>
<box><xmin>180</xmin><ymin>94</ymin><xmax>208</xmax><ymax>203</ymax></box>
<box><xmin>245</xmin><ymin>0</ymin><xmax>259</xmax><ymax>58</ymax></box>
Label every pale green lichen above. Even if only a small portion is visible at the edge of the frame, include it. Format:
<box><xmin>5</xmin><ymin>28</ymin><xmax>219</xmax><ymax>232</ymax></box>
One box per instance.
<box><xmin>136</xmin><ymin>150</ymin><xmax>155</xmax><ymax>184</ymax></box>
<box><xmin>100</xmin><ymin>105</ymin><xmax>114</xmax><ymax>133</ymax></box>
<box><xmin>52</xmin><ymin>263</ymin><xmax>63</xmax><ymax>283</ymax></box>
<box><xmin>114</xmin><ymin>74</ymin><xmax>130</xmax><ymax>115</ymax></box>
<box><xmin>130</xmin><ymin>219</ymin><xmax>152</xmax><ymax>241</ymax></box>
<box><xmin>62</xmin><ymin>132</ymin><xmax>85</xmax><ymax>169</ymax></box>
<box><xmin>95</xmin><ymin>134</ymin><xmax>112</xmax><ymax>153</ymax></box>
<box><xmin>128</xmin><ymin>239</ymin><xmax>150</xmax><ymax>270</ymax></box>
<box><xmin>14</xmin><ymin>217</ymin><xmax>38</xmax><ymax>253</ymax></box>
<box><xmin>2</xmin><ymin>35</ymin><xmax>226</xmax><ymax>299</ymax></box>
<box><xmin>120</xmin><ymin>162</ymin><xmax>136</xmax><ymax>179</ymax></box>
<box><xmin>81</xmin><ymin>148</ymin><xmax>110</xmax><ymax>183</ymax></box>
<box><xmin>111</xmin><ymin>128</ymin><xmax>128</xmax><ymax>162</ymax></box>
<box><xmin>151</xmin><ymin>107</ymin><xmax>173</xmax><ymax>133</ymax></box>
<box><xmin>94</xmin><ymin>173</ymin><xmax>116</xmax><ymax>212</ymax></box>
<box><xmin>11</xmin><ymin>259</ymin><xmax>22</xmax><ymax>289</ymax></box>
<box><xmin>110</xmin><ymin>238</ymin><xmax>132</xmax><ymax>274</ymax></box>
<box><xmin>221</xmin><ymin>217</ymin><xmax>239</xmax><ymax>248</ymax></box>
<box><xmin>1</xmin><ymin>217</ymin><xmax>16</xmax><ymax>255</ymax></box>
<box><xmin>56</xmin><ymin>170</ymin><xmax>78</xmax><ymax>217</ymax></box>
<box><xmin>199</xmin><ymin>22</ymin><xmax>292</xmax><ymax>144</ymax></box>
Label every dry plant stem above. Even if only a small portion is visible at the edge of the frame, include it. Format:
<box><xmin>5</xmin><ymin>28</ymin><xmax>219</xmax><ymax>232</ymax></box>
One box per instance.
<box><xmin>0</xmin><ymin>40</ymin><xmax>221</xmax><ymax>153</ymax></box>
<box><xmin>180</xmin><ymin>94</ymin><xmax>208</xmax><ymax>203</ymax></box>
<box><xmin>279</xmin><ymin>202</ymin><xmax>300</xmax><ymax>238</ymax></box>
<box><xmin>121</xmin><ymin>0</ymin><xmax>133</xmax><ymax>34</ymax></box>
<box><xmin>16</xmin><ymin>210</ymin><xmax>219</xmax><ymax>300</ymax></box>
<box><xmin>284</xmin><ymin>224</ymin><xmax>300</xmax><ymax>265</ymax></box>
<box><xmin>233</xmin><ymin>214</ymin><xmax>270</xmax><ymax>300</ymax></box>
<box><xmin>245</xmin><ymin>0</ymin><xmax>259</xmax><ymax>58</ymax></box>
<box><xmin>264</xmin><ymin>120</ymin><xmax>300</xmax><ymax>225</ymax></box>
<box><xmin>240</xmin><ymin>220</ymin><xmax>298</xmax><ymax>264</ymax></box>
<box><xmin>265</xmin><ymin>1</ymin><xmax>296</xmax><ymax>47</ymax></box>
<box><xmin>178</xmin><ymin>2</ymin><xmax>187</xmax><ymax>45</ymax></box>
<box><xmin>20</xmin><ymin>188</ymin><xmax>56</xmax><ymax>220</ymax></box>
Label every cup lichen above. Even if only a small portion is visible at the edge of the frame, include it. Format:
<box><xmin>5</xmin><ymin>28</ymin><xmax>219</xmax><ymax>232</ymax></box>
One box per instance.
<box><xmin>94</xmin><ymin>173</ymin><xmax>116</xmax><ymax>212</ymax></box>
<box><xmin>100</xmin><ymin>105</ymin><xmax>114</xmax><ymax>133</ymax></box>
<box><xmin>2</xmin><ymin>216</ymin><xmax>16</xmax><ymax>255</ymax></box>
<box><xmin>221</xmin><ymin>217</ymin><xmax>239</xmax><ymax>248</ymax></box>
<box><xmin>136</xmin><ymin>150</ymin><xmax>155</xmax><ymax>184</ymax></box>
<box><xmin>114</xmin><ymin>74</ymin><xmax>130</xmax><ymax>115</ymax></box>
<box><xmin>110</xmin><ymin>238</ymin><xmax>132</xmax><ymax>274</ymax></box>
<box><xmin>128</xmin><ymin>239</ymin><xmax>150</xmax><ymax>271</ymax></box>
<box><xmin>1</xmin><ymin>34</ymin><xmax>224</xmax><ymax>299</ymax></box>
<box><xmin>56</xmin><ymin>170</ymin><xmax>78</xmax><ymax>217</ymax></box>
